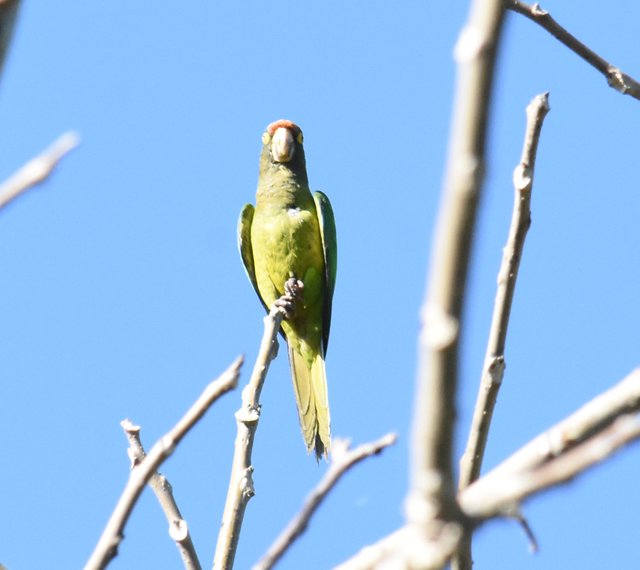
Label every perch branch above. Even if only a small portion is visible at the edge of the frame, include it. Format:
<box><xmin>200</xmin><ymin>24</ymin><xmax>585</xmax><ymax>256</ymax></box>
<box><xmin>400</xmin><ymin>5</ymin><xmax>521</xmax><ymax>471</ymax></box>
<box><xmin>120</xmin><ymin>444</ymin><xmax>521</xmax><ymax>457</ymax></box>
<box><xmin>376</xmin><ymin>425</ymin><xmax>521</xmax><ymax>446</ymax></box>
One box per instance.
<box><xmin>121</xmin><ymin>420</ymin><xmax>202</xmax><ymax>570</ymax></box>
<box><xmin>0</xmin><ymin>132</ymin><xmax>79</xmax><ymax>211</ymax></box>
<box><xmin>507</xmin><ymin>1</ymin><xmax>640</xmax><ymax>100</ymax></box>
<box><xmin>459</xmin><ymin>368</ymin><xmax>640</xmax><ymax>518</ymax></box>
<box><xmin>84</xmin><ymin>357</ymin><xmax>242</xmax><ymax>570</ymax></box>
<box><xmin>212</xmin><ymin>303</ymin><xmax>287</xmax><ymax>570</ymax></box>
<box><xmin>253</xmin><ymin>433</ymin><xmax>398</xmax><ymax>570</ymax></box>
<box><xmin>459</xmin><ymin>92</ymin><xmax>550</xmax><ymax>490</ymax></box>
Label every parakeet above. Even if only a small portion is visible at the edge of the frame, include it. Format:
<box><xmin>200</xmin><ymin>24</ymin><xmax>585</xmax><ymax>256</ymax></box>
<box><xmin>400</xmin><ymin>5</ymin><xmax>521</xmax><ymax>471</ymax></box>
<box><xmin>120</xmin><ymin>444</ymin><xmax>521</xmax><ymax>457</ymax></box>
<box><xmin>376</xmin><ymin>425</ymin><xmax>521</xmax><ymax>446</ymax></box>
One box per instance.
<box><xmin>238</xmin><ymin>119</ymin><xmax>337</xmax><ymax>459</ymax></box>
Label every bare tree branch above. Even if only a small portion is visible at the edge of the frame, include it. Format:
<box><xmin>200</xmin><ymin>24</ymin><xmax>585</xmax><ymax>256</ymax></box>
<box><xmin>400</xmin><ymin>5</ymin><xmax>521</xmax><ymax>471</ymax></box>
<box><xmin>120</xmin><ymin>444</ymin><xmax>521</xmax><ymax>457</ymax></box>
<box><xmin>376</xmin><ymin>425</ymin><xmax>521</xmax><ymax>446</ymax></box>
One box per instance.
<box><xmin>407</xmin><ymin>0</ymin><xmax>506</xmax><ymax>531</ymax></box>
<box><xmin>475</xmin><ymin>368</ymin><xmax>640</xmax><ymax>481</ymax></box>
<box><xmin>84</xmin><ymin>357</ymin><xmax>243</xmax><ymax>570</ymax></box>
<box><xmin>212</xmin><ymin>305</ymin><xmax>286</xmax><ymax>570</ymax></box>
<box><xmin>335</xmin><ymin>525</ymin><xmax>462</xmax><ymax>570</ymax></box>
<box><xmin>0</xmin><ymin>132</ymin><xmax>79</xmax><ymax>211</ymax></box>
<box><xmin>507</xmin><ymin>1</ymin><xmax>640</xmax><ymax>100</ymax></box>
<box><xmin>121</xmin><ymin>420</ymin><xmax>202</xmax><ymax>570</ymax></box>
<box><xmin>0</xmin><ymin>0</ymin><xmax>21</xmax><ymax>80</ymax></box>
<box><xmin>459</xmin><ymin>369</ymin><xmax>640</xmax><ymax>518</ymax></box>
<box><xmin>334</xmin><ymin>528</ymin><xmax>408</xmax><ymax>570</ymax></box>
<box><xmin>455</xmin><ymin>90</ymin><xmax>549</xmax><ymax>570</ymax></box>
<box><xmin>337</xmin><ymin>2</ymin><xmax>508</xmax><ymax>568</ymax></box>
<box><xmin>462</xmin><ymin>414</ymin><xmax>640</xmax><ymax>518</ymax></box>
<box><xmin>253</xmin><ymin>433</ymin><xmax>397</xmax><ymax>570</ymax></box>
<box><xmin>459</xmin><ymin>92</ymin><xmax>550</xmax><ymax>490</ymax></box>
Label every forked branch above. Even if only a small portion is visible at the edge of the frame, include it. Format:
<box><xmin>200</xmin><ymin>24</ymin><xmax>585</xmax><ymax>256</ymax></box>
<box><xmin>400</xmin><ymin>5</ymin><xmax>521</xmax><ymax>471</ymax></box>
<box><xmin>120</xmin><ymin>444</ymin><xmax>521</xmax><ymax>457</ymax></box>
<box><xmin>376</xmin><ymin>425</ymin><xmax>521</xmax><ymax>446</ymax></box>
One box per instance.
<box><xmin>84</xmin><ymin>357</ymin><xmax>242</xmax><ymax>570</ymax></box>
<box><xmin>121</xmin><ymin>420</ymin><xmax>202</xmax><ymax>570</ymax></box>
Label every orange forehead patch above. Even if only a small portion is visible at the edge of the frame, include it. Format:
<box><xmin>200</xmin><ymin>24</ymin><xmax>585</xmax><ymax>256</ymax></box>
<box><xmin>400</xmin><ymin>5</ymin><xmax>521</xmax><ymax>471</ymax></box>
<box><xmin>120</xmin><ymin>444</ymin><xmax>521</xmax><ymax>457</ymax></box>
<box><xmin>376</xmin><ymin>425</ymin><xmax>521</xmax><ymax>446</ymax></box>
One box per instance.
<box><xmin>266</xmin><ymin>119</ymin><xmax>301</xmax><ymax>135</ymax></box>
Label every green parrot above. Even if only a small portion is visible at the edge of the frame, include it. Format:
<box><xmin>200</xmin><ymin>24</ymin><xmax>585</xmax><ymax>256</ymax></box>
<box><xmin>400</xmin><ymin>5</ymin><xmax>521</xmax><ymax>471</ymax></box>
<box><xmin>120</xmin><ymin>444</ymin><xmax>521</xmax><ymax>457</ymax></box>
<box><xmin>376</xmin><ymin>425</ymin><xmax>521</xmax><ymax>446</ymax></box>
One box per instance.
<box><xmin>238</xmin><ymin>119</ymin><xmax>337</xmax><ymax>459</ymax></box>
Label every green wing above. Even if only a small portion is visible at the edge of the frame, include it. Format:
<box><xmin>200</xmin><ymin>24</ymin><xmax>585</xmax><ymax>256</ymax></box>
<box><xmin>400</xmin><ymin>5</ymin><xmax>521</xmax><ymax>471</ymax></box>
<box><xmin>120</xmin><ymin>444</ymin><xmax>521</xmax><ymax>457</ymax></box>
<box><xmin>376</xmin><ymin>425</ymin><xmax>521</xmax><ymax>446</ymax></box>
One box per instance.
<box><xmin>313</xmin><ymin>191</ymin><xmax>337</xmax><ymax>354</ymax></box>
<box><xmin>238</xmin><ymin>204</ymin><xmax>268</xmax><ymax>313</ymax></box>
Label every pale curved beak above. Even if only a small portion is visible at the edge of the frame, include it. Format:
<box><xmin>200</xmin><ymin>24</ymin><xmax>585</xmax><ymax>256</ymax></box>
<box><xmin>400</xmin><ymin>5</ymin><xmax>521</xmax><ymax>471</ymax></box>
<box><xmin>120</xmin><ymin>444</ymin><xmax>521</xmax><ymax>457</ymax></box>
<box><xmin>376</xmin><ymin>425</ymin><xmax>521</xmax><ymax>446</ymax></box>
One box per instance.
<box><xmin>271</xmin><ymin>127</ymin><xmax>295</xmax><ymax>163</ymax></box>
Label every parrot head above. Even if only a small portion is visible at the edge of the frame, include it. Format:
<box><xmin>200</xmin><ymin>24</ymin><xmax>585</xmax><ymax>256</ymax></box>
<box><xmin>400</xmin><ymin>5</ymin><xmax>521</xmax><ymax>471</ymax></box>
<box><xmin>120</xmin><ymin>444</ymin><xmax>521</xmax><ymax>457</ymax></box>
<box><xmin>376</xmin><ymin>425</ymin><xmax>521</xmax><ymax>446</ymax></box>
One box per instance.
<box><xmin>259</xmin><ymin>119</ymin><xmax>308</xmax><ymax>183</ymax></box>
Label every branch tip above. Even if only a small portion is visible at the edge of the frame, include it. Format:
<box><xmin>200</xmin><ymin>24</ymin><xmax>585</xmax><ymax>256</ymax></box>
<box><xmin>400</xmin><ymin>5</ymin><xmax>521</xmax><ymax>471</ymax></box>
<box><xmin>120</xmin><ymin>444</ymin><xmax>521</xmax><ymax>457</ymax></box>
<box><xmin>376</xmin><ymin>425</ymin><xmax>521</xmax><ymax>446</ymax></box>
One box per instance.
<box><xmin>0</xmin><ymin>131</ymin><xmax>80</xmax><ymax>211</ymax></box>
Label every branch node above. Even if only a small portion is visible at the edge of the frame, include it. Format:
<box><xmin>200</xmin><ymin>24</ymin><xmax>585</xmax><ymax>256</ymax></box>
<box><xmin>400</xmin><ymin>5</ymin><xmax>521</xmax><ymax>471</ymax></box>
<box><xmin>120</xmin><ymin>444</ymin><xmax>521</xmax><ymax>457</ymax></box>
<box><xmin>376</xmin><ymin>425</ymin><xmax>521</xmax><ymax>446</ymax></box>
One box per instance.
<box><xmin>531</xmin><ymin>2</ymin><xmax>547</xmax><ymax>17</ymax></box>
<box><xmin>487</xmin><ymin>356</ymin><xmax>505</xmax><ymax>384</ymax></box>
<box><xmin>607</xmin><ymin>66</ymin><xmax>632</xmax><ymax>94</ymax></box>
<box><xmin>169</xmin><ymin>518</ymin><xmax>190</xmax><ymax>543</ymax></box>
<box><xmin>512</xmin><ymin>164</ymin><xmax>533</xmax><ymax>192</ymax></box>
<box><xmin>421</xmin><ymin>304</ymin><xmax>459</xmax><ymax>350</ymax></box>
<box><xmin>240</xmin><ymin>466</ymin><xmax>256</xmax><ymax>499</ymax></box>
<box><xmin>236</xmin><ymin>401</ymin><xmax>260</xmax><ymax>424</ymax></box>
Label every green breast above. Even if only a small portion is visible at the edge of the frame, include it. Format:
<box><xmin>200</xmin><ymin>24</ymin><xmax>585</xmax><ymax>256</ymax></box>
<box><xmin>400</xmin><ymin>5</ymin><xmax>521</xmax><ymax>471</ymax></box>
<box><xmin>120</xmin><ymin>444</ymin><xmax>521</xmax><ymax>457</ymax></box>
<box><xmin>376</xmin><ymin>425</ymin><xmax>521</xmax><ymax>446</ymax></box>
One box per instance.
<box><xmin>252</xmin><ymin>202</ymin><xmax>324</xmax><ymax>305</ymax></box>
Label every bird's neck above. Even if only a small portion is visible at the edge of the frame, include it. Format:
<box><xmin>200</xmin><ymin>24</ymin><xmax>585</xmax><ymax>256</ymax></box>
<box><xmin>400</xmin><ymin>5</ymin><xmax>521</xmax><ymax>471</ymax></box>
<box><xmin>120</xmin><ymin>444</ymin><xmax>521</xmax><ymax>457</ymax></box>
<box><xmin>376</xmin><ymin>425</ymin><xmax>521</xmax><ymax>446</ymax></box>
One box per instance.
<box><xmin>256</xmin><ymin>164</ymin><xmax>310</xmax><ymax>207</ymax></box>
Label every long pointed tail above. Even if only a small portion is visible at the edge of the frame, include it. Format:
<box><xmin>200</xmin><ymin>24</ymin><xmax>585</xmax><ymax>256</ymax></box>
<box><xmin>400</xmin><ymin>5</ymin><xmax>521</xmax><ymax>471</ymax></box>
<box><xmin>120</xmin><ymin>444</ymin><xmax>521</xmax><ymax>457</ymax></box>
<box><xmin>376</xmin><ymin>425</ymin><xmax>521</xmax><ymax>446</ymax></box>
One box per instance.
<box><xmin>288</xmin><ymin>346</ymin><xmax>331</xmax><ymax>459</ymax></box>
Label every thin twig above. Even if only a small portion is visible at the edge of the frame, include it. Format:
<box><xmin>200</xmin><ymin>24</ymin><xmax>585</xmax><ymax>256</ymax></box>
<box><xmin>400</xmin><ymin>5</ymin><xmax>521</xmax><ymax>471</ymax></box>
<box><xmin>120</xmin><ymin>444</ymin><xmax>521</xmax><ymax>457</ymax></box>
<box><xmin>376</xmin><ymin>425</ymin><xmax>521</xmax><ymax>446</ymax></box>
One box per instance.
<box><xmin>84</xmin><ymin>357</ymin><xmax>243</xmax><ymax>570</ymax></box>
<box><xmin>459</xmin><ymin>93</ymin><xmax>550</xmax><ymax>490</ymax></box>
<box><xmin>212</xmin><ymin>305</ymin><xmax>286</xmax><ymax>570</ymax></box>
<box><xmin>253</xmin><ymin>433</ymin><xmax>398</xmax><ymax>570</ymax></box>
<box><xmin>455</xmin><ymin>92</ymin><xmax>550</xmax><ymax>570</ymax></box>
<box><xmin>121</xmin><ymin>420</ymin><xmax>202</xmax><ymax>570</ymax></box>
<box><xmin>0</xmin><ymin>132</ymin><xmax>79</xmax><ymax>211</ymax></box>
<box><xmin>507</xmin><ymin>1</ymin><xmax>640</xmax><ymax>100</ymax></box>
<box><xmin>407</xmin><ymin>0</ymin><xmax>506</xmax><ymax>533</ymax></box>
<box><xmin>459</xmin><ymin>368</ymin><xmax>640</xmax><ymax>518</ymax></box>
<box><xmin>0</xmin><ymin>0</ymin><xmax>21</xmax><ymax>80</ymax></box>
<box><xmin>513</xmin><ymin>511</ymin><xmax>538</xmax><ymax>554</ymax></box>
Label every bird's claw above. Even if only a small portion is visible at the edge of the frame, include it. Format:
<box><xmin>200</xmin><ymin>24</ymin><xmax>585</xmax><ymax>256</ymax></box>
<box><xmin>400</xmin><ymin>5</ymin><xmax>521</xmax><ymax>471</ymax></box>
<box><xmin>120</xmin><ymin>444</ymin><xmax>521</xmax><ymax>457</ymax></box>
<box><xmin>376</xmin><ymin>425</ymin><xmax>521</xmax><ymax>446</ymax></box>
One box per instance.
<box><xmin>276</xmin><ymin>278</ymin><xmax>304</xmax><ymax>319</ymax></box>
<box><xmin>284</xmin><ymin>278</ymin><xmax>304</xmax><ymax>298</ymax></box>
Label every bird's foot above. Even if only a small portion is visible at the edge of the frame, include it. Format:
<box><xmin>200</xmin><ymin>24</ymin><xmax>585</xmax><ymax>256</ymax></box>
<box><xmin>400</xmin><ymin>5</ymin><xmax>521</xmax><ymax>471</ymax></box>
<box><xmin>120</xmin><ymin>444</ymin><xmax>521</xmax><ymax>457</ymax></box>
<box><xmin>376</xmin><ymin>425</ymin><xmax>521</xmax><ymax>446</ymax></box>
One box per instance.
<box><xmin>275</xmin><ymin>278</ymin><xmax>304</xmax><ymax>319</ymax></box>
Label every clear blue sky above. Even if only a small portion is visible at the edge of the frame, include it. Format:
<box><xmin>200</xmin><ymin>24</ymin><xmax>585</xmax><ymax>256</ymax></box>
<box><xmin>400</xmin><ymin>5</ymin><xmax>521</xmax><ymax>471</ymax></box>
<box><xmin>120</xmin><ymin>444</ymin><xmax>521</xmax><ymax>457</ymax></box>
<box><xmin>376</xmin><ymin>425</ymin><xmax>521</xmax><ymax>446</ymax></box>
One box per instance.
<box><xmin>1</xmin><ymin>2</ymin><xmax>639</xmax><ymax>569</ymax></box>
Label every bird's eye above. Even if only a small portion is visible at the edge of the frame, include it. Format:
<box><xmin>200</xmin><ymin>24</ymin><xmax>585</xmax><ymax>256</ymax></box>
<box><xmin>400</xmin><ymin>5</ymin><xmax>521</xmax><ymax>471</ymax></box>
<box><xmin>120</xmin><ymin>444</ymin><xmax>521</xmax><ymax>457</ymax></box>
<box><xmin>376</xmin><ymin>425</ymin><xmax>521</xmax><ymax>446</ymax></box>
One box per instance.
<box><xmin>262</xmin><ymin>132</ymin><xmax>272</xmax><ymax>145</ymax></box>
<box><xmin>296</xmin><ymin>132</ymin><xmax>304</xmax><ymax>145</ymax></box>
